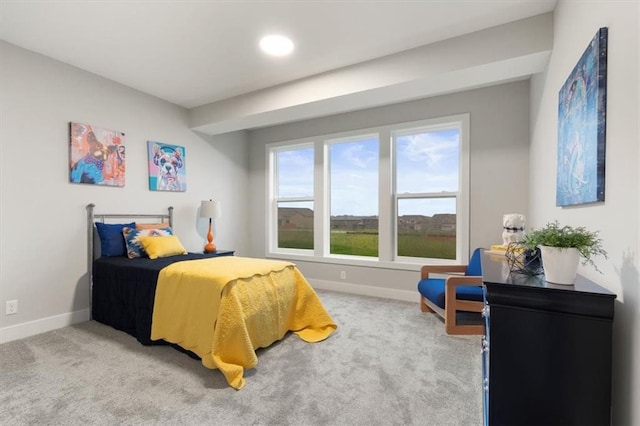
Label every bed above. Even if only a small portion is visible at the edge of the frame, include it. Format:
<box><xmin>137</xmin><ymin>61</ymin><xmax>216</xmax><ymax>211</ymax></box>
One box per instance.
<box><xmin>87</xmin><ymin>204</ymin><xmax>336</xmax><ymax>389</ymax></box>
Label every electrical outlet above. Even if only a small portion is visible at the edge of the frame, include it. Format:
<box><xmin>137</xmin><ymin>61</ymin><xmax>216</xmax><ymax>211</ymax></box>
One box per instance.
<box><xmin>6</xmin><ymin>300</ymin><xmax>18</xmax><ymax>315</ymax></box>
<box><xmin>340</xmin><ymin>271</ymin><xmax>346</xmax><ymax>280</ymax></box>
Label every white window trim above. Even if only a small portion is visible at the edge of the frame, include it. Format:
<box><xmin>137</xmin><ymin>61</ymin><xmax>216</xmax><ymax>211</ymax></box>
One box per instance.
<box><xmin>392</xmin><ymin>114</ymin><xmax>470</xmax><ymax>265</ymax></box>
<box><xmin>266</xmin><ymin>113</ymin><xmax>470</xmax><ymax>269</ymax></box>
<box><xmin>326</xmin><ymin>132</ymin><xmax>380</xmax><ymax>258</ymax></box>
<box><xmin>267</xmin><ymin>140</ymin><xmax>316</xmax><ymax>255</ymax></box>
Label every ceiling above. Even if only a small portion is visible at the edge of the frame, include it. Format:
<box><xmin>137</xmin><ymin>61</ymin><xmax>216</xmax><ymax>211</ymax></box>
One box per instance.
<box><xmin>1</xmin><ymin>0</ymin><xmax>557</xmax><ymax>111</ymax></box>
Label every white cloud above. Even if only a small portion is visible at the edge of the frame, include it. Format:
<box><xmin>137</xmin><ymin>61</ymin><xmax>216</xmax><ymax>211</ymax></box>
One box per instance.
<box><xmin>399</xmin><ymin>131</ymin><xmax>458</xmax><ymax>167</ymax></box>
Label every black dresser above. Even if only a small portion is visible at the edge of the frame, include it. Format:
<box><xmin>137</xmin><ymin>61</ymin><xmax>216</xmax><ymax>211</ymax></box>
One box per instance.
<box><xmin>481</xmin><ymin>251</ymin><xmax>616</xmax><ymax>426</ymax></box>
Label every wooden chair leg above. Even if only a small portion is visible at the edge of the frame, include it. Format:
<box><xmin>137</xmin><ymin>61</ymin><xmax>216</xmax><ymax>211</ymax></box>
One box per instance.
<box><xmin>445</xmin><ymin>282</ymin><xmax>457</xmax><ymax>331</ymax></box>
<box><xmin>446</xmin><ymin>323</ymin><xmax>485</xmax><ymax>335</ymax></box>
<box><xmin>420</xmin><ymin>296</ymin><xmax>434</xmax><ymax>312</ymax></box>
<box><xmin>444</xmin><ymin>281</ymin><xmax>485</xmax><ymax>335</ymax></box>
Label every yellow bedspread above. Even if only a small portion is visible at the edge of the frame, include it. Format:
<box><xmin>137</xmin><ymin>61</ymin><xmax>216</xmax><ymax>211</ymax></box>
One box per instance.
<box><xmin>150</xmin><ymin>256</ymin><xmax>337</xmax><ymax>389</ymax></box>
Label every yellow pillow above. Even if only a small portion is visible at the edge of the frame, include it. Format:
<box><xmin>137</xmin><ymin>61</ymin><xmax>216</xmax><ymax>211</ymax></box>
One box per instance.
<box><xmin>139</xmin><ymin>235</ymin><xmax>187</xmax><ymax>259</ymax></box>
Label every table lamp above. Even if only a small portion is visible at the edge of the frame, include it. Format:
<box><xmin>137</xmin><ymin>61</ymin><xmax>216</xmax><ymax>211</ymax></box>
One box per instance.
<box><xmin>200</xmin><ymin>199</ymin><xmax>221</xmax><ymax>253</ymax></box>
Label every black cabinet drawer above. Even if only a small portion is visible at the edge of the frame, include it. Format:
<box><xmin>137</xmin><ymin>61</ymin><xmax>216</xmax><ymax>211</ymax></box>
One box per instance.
<box><xmin>481</xmin><ymin>251</ymin><xmax>615</xmax><ymax>426</ymax></box>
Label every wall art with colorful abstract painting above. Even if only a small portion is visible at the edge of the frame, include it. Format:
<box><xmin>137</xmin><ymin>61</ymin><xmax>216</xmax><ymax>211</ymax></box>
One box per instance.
<box><xmin>556</xmin><ymin>27</ymin><xmax>607</xmax><ymax>207</ymax></box>
<box><xmin>69</xmin><ymin>122</ymin><xmax>125</xmax><ymax>187</ymax></box>
<box><xmin>147</xmin><ymin>141</ymin><xmax>187</xmax><ymax>192</ymax></box>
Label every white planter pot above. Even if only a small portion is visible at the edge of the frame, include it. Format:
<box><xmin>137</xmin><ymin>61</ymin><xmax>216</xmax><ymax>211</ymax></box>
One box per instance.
<box><xmin>538</xmin><ymin>246</ymin><xmax>580</xmax><ymax>285</ymax></box>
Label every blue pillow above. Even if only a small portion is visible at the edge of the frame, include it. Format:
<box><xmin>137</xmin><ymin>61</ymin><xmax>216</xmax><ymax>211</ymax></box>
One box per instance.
<box><xmin>95</xmin><ymin>222</ymin><xmax>135</xmax><ymax>257</ymax></box>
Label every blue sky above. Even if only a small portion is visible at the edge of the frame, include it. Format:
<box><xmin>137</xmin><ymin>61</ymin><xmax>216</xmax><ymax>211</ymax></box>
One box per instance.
<box><xmin>330</xmin><ymin>138</ymin><xmax>378</xmax><ymax>216</ymax></box>
<box><xmin>277</xmin><ymin>147</ymin><xmax>314</xmax><ymax>198</ymax></box>
<box><xmin>277</xmin><ymin>128</ymin><xmax>459</xmax><ymax>217</ymax></box>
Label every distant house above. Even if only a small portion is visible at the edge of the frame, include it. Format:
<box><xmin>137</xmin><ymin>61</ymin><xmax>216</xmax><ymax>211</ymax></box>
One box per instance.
<box><xmin>331</xmin><ymin>216</ymin><xmax>378</xmax><ymax>231</ymax></box>
<box><xmin>397</xmin><ymin>214</ymin><xmax>455</xmax><ymax>234</ymax></box>
<box><xmin>278</xmin><ymin>207</ymin><xmax>314</xmax><ymax>229</ymax></box>
<box><xmin>280</xmin><ymin>211</ymin><xmax>455</xmax><ymax>234</ymax></box>
<box><xmin>398</xmin><ymin>215</ymin><xmax>430</xmax><ymax>231</ymax></box>
<box><xmin>430</xmin><ymin>214</ymin><xmax>456</xmax><ymax>234</ymax></box>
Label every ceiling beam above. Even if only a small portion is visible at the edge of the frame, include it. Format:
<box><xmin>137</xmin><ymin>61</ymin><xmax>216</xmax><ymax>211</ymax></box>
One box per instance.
<box><xmin>189</xmin><ymin>12</ymin><xmax>553</xmax><ymax>135</ymax></box>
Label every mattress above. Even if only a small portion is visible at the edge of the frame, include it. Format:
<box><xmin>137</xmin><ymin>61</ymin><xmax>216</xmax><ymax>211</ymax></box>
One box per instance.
<box><xmin>92</xmin><ymin>253</ymin><xmax>212</xmax><ymax>346</ymax></box>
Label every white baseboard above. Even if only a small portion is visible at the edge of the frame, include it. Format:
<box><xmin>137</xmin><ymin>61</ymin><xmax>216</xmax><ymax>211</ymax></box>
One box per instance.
<box><xmin>0</xmin><ymin>308</ymin><xmax>90</xmax><ymax>344</ymax></box>
<box><xmin>309</xmin><ymin>279</ymin><xmax>418</xmax><ymax>303</ymax></box>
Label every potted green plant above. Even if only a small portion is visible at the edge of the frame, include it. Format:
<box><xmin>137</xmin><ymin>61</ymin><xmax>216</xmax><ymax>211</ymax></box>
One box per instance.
<box><xmin>521</xmin><ymin>221</ymin><xmax>607</xmax><ymax>285</ymax></box>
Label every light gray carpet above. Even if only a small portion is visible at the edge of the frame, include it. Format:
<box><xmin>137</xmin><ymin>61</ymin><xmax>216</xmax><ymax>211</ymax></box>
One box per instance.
<box><xmin>0</xmin><ymin>290</ymin><xmax>482</xmax><ymax>425</ymax></box>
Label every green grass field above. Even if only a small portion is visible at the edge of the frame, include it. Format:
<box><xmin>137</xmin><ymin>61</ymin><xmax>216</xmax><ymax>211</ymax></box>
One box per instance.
<box><xmin>278</xmin><ymin>228</ymin><xmax>314</xmax><ymax>249</ymax></box>
<box><xmin>397</xmin><ymin>234</ymin><xmax>455</xmax><ymax>259</ymax></box>
<box><xmin>331</xmin><ymin>232</ymin><xmax>379</xmax><ymax>256</ymax></box>
<box><xmin>278</xmin><ymin>228</ymin><xmax>455</xmax><ymax>259</ymax></box>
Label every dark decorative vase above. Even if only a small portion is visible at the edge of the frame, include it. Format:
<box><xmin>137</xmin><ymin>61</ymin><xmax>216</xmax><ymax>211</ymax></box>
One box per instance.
<box><xmin>505</xmin><ymin>243</ymin><xmax>543</xmax><ymax>275</ymax></box>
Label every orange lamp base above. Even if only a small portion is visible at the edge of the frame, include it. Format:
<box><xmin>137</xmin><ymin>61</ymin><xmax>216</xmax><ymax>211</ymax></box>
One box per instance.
<box><xmin>204</xmin><ymin>220</ymin><xmax>216</xmax><ymax>253</ymax></box>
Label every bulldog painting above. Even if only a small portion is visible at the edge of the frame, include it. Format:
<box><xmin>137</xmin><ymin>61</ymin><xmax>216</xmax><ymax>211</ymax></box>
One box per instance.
<box><xmin>147</xmin><ymin>141</ymin><xmax>186</xmax><ymax>192</ymax></box>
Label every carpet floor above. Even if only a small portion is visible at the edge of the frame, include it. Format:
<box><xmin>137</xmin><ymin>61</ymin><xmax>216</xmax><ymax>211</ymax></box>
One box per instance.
<box><xmin>0</xmin><ymin>290</ymin><xmax>482</xmax><ymax>425</ymax></box>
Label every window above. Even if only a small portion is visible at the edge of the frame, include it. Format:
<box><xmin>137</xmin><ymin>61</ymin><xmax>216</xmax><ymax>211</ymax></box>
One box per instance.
<box><xmin>267</xmin><ymin>114</ymin><xmax>469</xmax><ymax>267</ymax></box>
<box><xmin>271</xmin><ymin>145</ymin><xmax>314</xmax><ymax>251</ymax></box>
<box><xmin>394</xmin><ymin>126</ymin><xmax>461</xmax><ymax>260</ymax></box>
<box><xmin>329</xmin><ymin>135</ymin><xmax>379</xmax><ymax>257</ymax></box>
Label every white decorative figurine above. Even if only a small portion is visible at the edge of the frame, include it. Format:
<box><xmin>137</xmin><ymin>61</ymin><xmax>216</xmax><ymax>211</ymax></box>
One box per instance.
<box><xmin>502</xmin><ymin>213</ymin><xmax>526</xmax><ymax>245</ymax></box>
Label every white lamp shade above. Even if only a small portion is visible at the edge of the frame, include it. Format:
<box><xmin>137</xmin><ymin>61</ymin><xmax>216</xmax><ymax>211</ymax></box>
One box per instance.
<box><xmin>200</xmin><ymin>200</ymin><xmax>221</xmax><ymax>218</ymax></box>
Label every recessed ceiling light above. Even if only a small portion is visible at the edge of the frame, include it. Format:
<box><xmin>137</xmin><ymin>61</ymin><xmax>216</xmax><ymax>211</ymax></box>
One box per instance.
<box><xmin>259</xmin><ymin>34</ymin><xmax>294</xmax><ymax>57</ymax></box>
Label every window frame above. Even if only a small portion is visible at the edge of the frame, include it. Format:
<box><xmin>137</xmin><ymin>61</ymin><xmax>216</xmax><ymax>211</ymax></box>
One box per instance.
<box><xmin>392</xmin><ymin>117</ymin><xmax>469</xmax><ymax>264</ymax></box>
<box><xmin>266</xmin><ymin>113</ymin><xmax>470</xmax><ymax>270</ymax></box>
<box><xmin>268</xmin><ymin>141</ymin><xmax>316</xmax><ymax>255</ymax></box>
<box><xmin>326</xmin><ymin>132</ymin><xmax>380</xmax><ymax>258</ymax></box>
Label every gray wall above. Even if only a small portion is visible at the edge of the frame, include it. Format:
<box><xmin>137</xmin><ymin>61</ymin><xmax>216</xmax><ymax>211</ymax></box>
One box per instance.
<box><xmin>248</xmin><ymin>80</ymin><xmax>530</xmax><ymax>300</ymax></box>
<box><xmin>0</xmin><ymin>41</ymin><xmax>250</xmax><ymax>342</ymax></box>
<box><xmin>528</xmin><ymin>1</ymin><xmax>640</xmax><ymax>424</ymax></box>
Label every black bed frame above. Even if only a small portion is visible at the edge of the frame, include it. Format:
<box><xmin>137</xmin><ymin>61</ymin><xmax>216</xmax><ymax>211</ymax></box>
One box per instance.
<box><xmin>86</xmin><ymin>203</ymin><xmax>173</xmax><ymax>320</ymax></box>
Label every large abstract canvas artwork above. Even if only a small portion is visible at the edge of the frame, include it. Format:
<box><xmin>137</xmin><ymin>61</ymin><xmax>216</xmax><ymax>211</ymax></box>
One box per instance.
<box><xmin>147</xmin><ymin>141</ymin><xmax>187</xmax><ymax>192</ymax></box>
<box><xmin>556</xmin><ymin>27</ymin><xmax>607</xmax><ymax>207</ymax></box>
<box><xmin>69</xmin><ymin>122</ymin><xmax>125</xmax><ymax>187</ymax></box>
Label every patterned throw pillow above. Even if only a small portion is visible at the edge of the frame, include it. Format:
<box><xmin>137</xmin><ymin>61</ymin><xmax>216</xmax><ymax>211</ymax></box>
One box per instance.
<box><xmin>122</xmin><ymin>226</ymin><xmax>173</xmax><ymax>259</ymax></box>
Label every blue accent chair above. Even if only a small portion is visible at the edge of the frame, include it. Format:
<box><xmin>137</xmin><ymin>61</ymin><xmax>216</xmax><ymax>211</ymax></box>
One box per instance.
<box><xmin>417</xmin><ymin>248</ymin><xmax>485</xmax><ymax>335</ymax></box>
